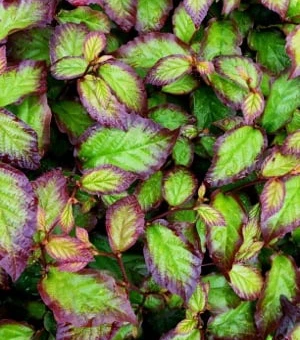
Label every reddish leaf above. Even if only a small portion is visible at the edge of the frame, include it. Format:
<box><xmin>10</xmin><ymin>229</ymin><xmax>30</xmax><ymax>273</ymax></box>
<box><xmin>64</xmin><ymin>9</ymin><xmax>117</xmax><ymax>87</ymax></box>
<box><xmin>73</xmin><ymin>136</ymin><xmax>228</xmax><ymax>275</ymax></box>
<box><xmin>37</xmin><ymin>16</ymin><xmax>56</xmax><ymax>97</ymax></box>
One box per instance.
<box><xmin>261</xmin><ymin>0</ymin><xmax>289</xmax><ymax>19</ymax></box>
<box><xmin>0</xmin><ymin>45</ymin><xmax>6</xmax><ymax>74</ymax></box>
<box><xmin>282</xmin><ymin>130</ymin><xmax>300</xmax><ymax>156</ymax></box>
<box><xmin>106</xmin><ymin>196</ymin><xmax>145</xmax><ymax>253</ymax></box>
<box><xmin>242</xmin><ymin>91</ymin><xmax>265</xmax><ymax>125</ymax></box>
<box><xmin>286</xmin><ymin>26</ymin><xmax>300</xmax><ymax>79</ymax></box>
<box><xmin>183</xmin><ymin>0</ymin><xmax>214</xmax><ymax>27</ymax></box>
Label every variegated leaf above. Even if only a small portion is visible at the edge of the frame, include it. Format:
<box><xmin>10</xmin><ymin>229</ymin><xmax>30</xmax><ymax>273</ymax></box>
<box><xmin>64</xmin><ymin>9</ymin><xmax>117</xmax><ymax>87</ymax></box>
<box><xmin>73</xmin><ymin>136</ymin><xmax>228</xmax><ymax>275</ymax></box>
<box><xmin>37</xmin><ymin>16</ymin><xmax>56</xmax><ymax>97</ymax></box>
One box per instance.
<box><xmin>286</xmin><ymin>26</ymin><xmax>300</xmax><ymax>79</ymax></box>
<box><xmin>195</xmin><ymin>204</ymin><xmax>225</xmax><ymax>227</ymax></box>
<box><xmin>51</xmin><ymin>57</ymin><xmax>88</xmax><ymax>80</ymax></box>
<box><xmin>222</xmin><ymin>0</ymin><xmax>241</xmax><ymax>15</ymax></box>
<box><xmin>261</xmin><ymin>0</ymin><xmax>290</xmax><ymax>19</ymax></box>
<box><xmin>183</xmin><ymin>0</ymin><xmax>214</xmax><ymax>27</ymax></box>
<box><xmin>59</xmin><ymin>201</ymin><xmax>75</xmax><ymax>234</ymax></box>
<box><xmin>173</xmin><ymin>3</ymin><xmax>196</xmax><ymax>44</ymax></box>
<box><xmin>241</xmin><ymin>91</ymin><xmax>265</xmax><ymax>124</ymax></box>
<box><xmin>56</xmin><ymin>323</ymin><xmax>117</xmax><ymax>340</ymax></box>
<box><xmin>83</xmin><ymin>32</ymin><xmax>106</xmax><ymax>62</ymax></box>
<box><xmin>282</xmin><ymin>130</ymin><xmax>300</xmax><ymax>156</ymax></box>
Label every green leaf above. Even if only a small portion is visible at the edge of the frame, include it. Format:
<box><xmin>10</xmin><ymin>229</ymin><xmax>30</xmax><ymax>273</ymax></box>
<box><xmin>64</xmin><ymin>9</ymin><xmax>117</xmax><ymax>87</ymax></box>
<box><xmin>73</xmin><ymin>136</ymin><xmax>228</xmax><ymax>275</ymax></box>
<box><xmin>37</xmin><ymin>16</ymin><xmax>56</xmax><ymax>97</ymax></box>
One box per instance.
<box><xmin>287</xmin><ymin>0</ymin><xmax>300</xmax><ymax>23</ymax></box>
<box><xmin>261</xmin><ymin>0</ymin><xmax>289</xmax><ymax>19</ymax></box>
<box><xmin>206</xmin><ymin>125</ymin><xmax>266</xmax><ymax>186</ymax></box>
<box><xmin>172</xmin><ymin>137</ymin><xmax>194</xmax><ymax>167</ymax></box>
<box><xmin>255</xmin><ymin>254</ymin><xmax>298</xmax><ymax>337</ymax></box>
<box><xmin>261</xmin><ymin>149</ymin><xmax>298</xmax><ymax>177</ymax></box>
<box><xmin>261</xmin><ymin>74</ymin><xmax>300</xmax><ymax>133</ymax></box>
<box><xmin>0</xmin><ymin>61</ymin><xmax>46</xmax><ymax>107</ymax></box>
<box><xmin>195</xmin><ymin>204</ymin><xmax>225</xmax><ymax>227</ymax></box>
<box><xmin>248</xmin><ymin>29</ymin><xmax>291</xmax><ymax>74</ymax></box>
<box><xmin>39</xmin><ymin>267</ymin><xmax>137</xmax><ymax>326</ymax></box>
<box><xmin>286</xmin><ymin>26</ymin><xmax>300</xmax><ymax>78</ymax></box>
<box><xmin>77</xmin><ymin>114</ymin><xmax>177</xmax><ymax>178</ymax></box>
<box><xmin>117</xmin><ymin>33</ymin><xmax>190</xmax><ymax>69</ymax></box>
<box><xmin>183</xmin><ymin>0</ymin><xmax>214</xmax><ymax>27</ymax></box>
<box><xmin>136</xmin><ymin>0</ymin><xmax>172</xmax><ymax>33</ymax></box>
<box><xmin>135</xmin><ymin>171</ymin><xmax>163</xmax><ymax>212</ymax></box>
<box><xmin>283</xmin><ymin>130</ymin><xmax>300</xmax><ymax>156</ymax></box>
<box><xmin>0</xmin><ymin>321</ymin><xmax>34</xmax><ymax>340</ymax></box>
<box><xmin>0</xmin><ymin>108</ymin><xmax>40</xmax><ymax>169</ymax></box>
<box><xmin>242</xmin><ymin>91</ymin><xmax>265</xmax><ymax>124</ymax></box>
<box><xmin>51</xmin><ymin>57</ymin><xmax>88</xmax><ymax>80</ymax></box>
<box><xmin>229</xmin><ymin>264</ymin><xmax>264</xmax><ymax>300</ymax></box>
<box><xmin>187</xmin><ymin>282</ymin><xmax>209</xmax><ymax>315</ymax></box>
<box><xmin>57</xmin><ymin>7</ymin><xmax>110</xmax><ymax>33</ymax></box>
<box><xmin>83</xmin><ymin>32</ymin><xmax>106</xmax><ymax>62</ymax></box>
<box><xmin>162</xmin><ymin>74</ymin><xmax>199</xmax><ymax>95</ymax></box>
<box><xmin>106</xmin><ymin>196</ymin><xmax>145</xmax><ymax>253</ymax></box>
<box><xmin>98</xmin><ymin>60</ymin><xmax>146</xmax><ymax>113</ymax></box>
<box><xmin>144</xmin><ymin>221</ymin><xmax>202</xmax><ymax>300</ymax></box>
<box><xmin>208</xmin><ymin>302</ymin><xmax>256</xmax><ymax>338</ymax></box>
<box><xmin>0</xmin><ymin>163</ymin><xmax>37</xmax><ymax>281</ymax></box>
<box><xmin>200</xmin><ymin>20</ymin><xmax>242</xmax><ymax>61</ymax></box>
<box><xmin>173</xmin><ymin>3</ymin><xmax>196</xmax><ymax>44</ymax></box>
<box><xmin>0</xmin><ymin>0</ymin><xmax>53</xmax><ymax>41</ymax></box>
<box><xmin>163</xmin><ymin>167</ymin><xmax>197</xmax><ymax>207</ymax></box>
<box><xmin>191</xmin><ymin>85</ymin><xmax>234</xmax><ymax>130</ymax></box>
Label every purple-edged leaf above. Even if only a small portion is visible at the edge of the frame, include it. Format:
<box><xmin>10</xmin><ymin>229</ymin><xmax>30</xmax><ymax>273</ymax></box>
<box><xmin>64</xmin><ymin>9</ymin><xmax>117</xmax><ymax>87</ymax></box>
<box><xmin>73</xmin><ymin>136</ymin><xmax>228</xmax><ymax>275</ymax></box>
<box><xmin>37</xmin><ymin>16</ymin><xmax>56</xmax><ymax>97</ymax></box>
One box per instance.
<box><xmin>81</xmin><ymin>165</ymin><xmax>137</xmax><ymax>195</ymax></box>
<box><xmin>0</xmin><ymin>163</ymin><xmax>37</xmax><ymax>281</ymax></box>
<box><xmin>261</xmin><ymin>0</ymin><xmax>289</xmax><ymax>19</ymax></box>
<box><xmin>206</xmin><ymin>125</ymin><xmax>266</xmax><ymax>186</ymax></box>
<box><xmin>0</xmin><ymin>320</ymin><xmax>34</xmax><ymax>339</ymax></box>
<box><xmin>51</xmin><ymin>57</ymin><xmax>88</xmax><ymax>80</ymax></box>
<box><xmin>83</xmin><ymin>32</ymin><xmax>106</xmax><ymax>62</ymax></box>
<box><xmin>261</xmin><ymin>178</ymin><xmax>286</xmax><ymax>221</ymax></box>
<box><xmin>162</xmin><ymin>74</ymin><xmax>199</xmax><ymax>95</ymax></box>
<box><xmin>56</xmin><ymin>323</ymin><xmax>118</xmax><ymax>340</ymax></box>
<box><xmin>146</xmin><ymin>55</ymin><xmax>192</xmax><ymax>86</ymax></box>
<box><xmin>195</xmin><ymin>204</ymin><xmax>225</xmax><ymax>227</ymax></box>
<box><xmin>45</xmin><ymin>235</ymin><xmax>94</xmax><ymax>272</ymax></box>
<box><xmin>101</xmin><ymin>0</ymin><xmax>136</xmax><ymax>32</ymax></box>
<box><xmin>0</xmin><ymin>45</ymin><xmax>6</xmax><ymax>74</ymax></box>
<box><xmin>261</xmin><ymin>175</ymin><xmax>300</xmax><ymax>243</ymax></box>
<box><xmin>229</xmin><ymin>264</ymin><xmax>264</xmax><ymax>300</ymax></box>
<box><xmin>222</xmin><ymin>0</ymin><xmax>241</xmax><ymax>15</ymax></box>
<box><xmin>39</xmin><ymin>267</ymin><xmax>137</xmax><ymax>327</ymax></box>
<box><xmin>66</xmin><ymin>0</ymin><xmax>103</xmax><ymax>5</ymax></box>
<box><xmin>195</xmin><ymin>60</ymin><xmax>214</xmax><ymax>76</ymax></box>
<box><xmin>286</xmin><ymin>26</ymin><xmax>300</xmax><ymax>79</ymax></box>
<box><xmin>12</xmin><ymin>95</ymin><xmax>51</xmax><ymax>156</ymax></box>
<box><xmin>98</xmin><ymin>60</ymin><xmax>146</xmax><ymax>113</ymax></box>
<box><xmin>161</xmin><ymin>328</ymin><xmax>201</xmax><ymax>340</ymax></box>
<box><xmin>172</xmin><ymin>137</ymin><xmax>194</xmax><ymax>167</ymax></box>
<box><xmin>255</xmin><ymin>254</ymin><xmax>298</xmax><ymax>337</ymax></box>
<box><xmin>0</xmin><ymin>0</ymin><xmax>55</xmax><ymax>41</ymax></box>
<box><xmin>242</xmin><ymin>91</ymin><xmax>265</xmax><ymax>124</ymax></box>
<box><xmin>106</xmin><ymin>196</ymin><xmax>144</xmax><ymax>253</ymax></box>
<box><xmin>163</xmin><ymin>167</ymin><xmax>197</xmax><ymax>207</ymax></box>
<box><xmin>0</xmin><ymin>61</ymin><xmax>46</xmax><ymax>107</ymax></box>
<box><xmin>32</xmin><ymin>170</ymin><xmax>68</xmax><ymax>233</ymax></box>
<box><xmin>283</xmin><ymin>130</ymin><xmax>300</xmax><ymax>156</ymax></box>
<box><xmin>261</xmin><ymin>149</ymin><xmax>299</xmax><ymax>178</ymax></box>
<box><xmin>117</xmin><ymin>32</ymin><xmax>190</xmax><ymax>69</ymax></box>
<box><xmin>136</xmin><ymin>0</ymin><xmax>173</xmax><ymax>33</ymax></box>
<box><xmin>50</xmin><ymin>23</ymin><xmax>88</xmax><ymax>63</ymax></box>
<box><xmin>78</xmin><ymin>75</ymin><xmax>127</xmax><ymax>126</ymax></box>
<box><xmin>76</xmin><ymin>114</ymin><xmax>178</xmax><ymax>178</ymax></box>
<box><xmin>0</xmin><ymin>108</ymin><xmax>40</xmax><ymax>170</ymax></box>
<box><xmin>187</xmin><ymin>282</ymin><xmax>209</xmax><ymax>315</ymax></box>
<box><xmin>144</xmin><ymin>220</ymin><xmax>202</xmax><ymax>301</ymax></box>
<box><xmin>172</xmin><ymin>3</ymin><xmax>196</xmax><ymax>44</ymax></box>
<box><xmin>183</xmin><ymin>0</ymin><xmax>213</xmax><ymax>27</ymax></box>
<box><xmin>59</xmin><ymin>201</ymin><xmax>75</xmax><ymax>234</ymax></box>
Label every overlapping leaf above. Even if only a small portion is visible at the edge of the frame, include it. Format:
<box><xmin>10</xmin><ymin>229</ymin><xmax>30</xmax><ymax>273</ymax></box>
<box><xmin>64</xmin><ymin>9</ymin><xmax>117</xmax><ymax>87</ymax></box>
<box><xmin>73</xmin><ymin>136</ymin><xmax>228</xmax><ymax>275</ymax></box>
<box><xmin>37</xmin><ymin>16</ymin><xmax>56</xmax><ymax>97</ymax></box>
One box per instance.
<box><xmin>286</xmin><ymin>26</ymin><xmax>300</xmax><ymax>79</ymax></box>
<box><xmin>222</xmin><ymin>0</ymin><xmax>241</xmax><ymax>15</ymax></box>
<box><xmin>283</xmin><ymin>130</ymin><xmax>300</xmax><ymax>156</ymax></box>
<box><xmin>83</xmin><ymin>32</ymin><xmax>106</xmax><ymax>62</ymax></box>
<box><xmin>261</xmin><ymin>0</ymin><xmax>289</xmax><ymax>19</ymax></box>
<box><xmin>51</xmin><ymin>57</ymin><xmax>88</xmax><ymax>80</ymax></box>
<box><xmin>172</xmin><ymin>4</ymin><xmax>196</xmax><ymax>44</ymax></box>
<box><xmin>183</xmin><ymin>0</ymin><xmax>214</xmax><ymax>27</ymax></box>
<box><xmin>0</xmin><ymin>321</ymin><xmax>34</xmax><ymax>340</ymax></box>
<box><xmin>149</xmin><ymin>104</ymin><xmax>189</xmax><ymax>130</ymax></box>
<box><xmin>242</xmin><ymin>91</ymin><xmax>265</xmax><ymax>124</ymax></box>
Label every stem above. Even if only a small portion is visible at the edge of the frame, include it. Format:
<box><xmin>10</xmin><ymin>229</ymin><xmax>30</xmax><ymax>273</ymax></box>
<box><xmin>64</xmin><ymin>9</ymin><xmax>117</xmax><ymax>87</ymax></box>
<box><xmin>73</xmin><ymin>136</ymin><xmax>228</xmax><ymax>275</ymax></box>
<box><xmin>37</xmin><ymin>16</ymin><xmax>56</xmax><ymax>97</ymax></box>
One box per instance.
<box><xmin>116</xmin><ymin>252</ymin><xmax>130</xmax><ymax>287</ymax></box>
<box><xmin>230</xmin><ymin>178</ymin><xmax>266</xmax><ymax>193</ymax></box>
<box><xmin>95</xmin><ymin>250</ymin><xmax>116</xmax><ymax>258</ymax></box>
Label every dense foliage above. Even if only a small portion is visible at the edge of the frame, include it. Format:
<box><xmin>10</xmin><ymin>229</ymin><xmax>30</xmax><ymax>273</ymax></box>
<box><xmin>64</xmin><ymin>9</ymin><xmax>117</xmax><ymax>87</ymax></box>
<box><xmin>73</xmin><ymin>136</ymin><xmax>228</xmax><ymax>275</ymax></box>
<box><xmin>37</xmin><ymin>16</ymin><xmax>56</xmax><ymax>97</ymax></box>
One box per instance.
<box><xmin>0</xmin><ymin>0</ymin><xmax>299</xmax><ymax>339</ymax></box>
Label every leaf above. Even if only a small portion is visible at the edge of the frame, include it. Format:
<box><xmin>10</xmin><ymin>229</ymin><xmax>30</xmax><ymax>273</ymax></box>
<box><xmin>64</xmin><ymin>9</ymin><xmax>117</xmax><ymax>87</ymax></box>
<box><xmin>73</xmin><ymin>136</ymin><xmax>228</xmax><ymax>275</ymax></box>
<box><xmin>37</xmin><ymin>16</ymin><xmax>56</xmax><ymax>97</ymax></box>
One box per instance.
<box><xmin>261</xmin><ymin>73</ymin><xmax>300</xmax><ymax>133</ymax></box>
<box><xmin>51</xmin><ymin>100</ymin><xmax>93</xmax><ymax>144</ymax></box>
<box><xmin>206</xmin><ymin>125</ymin><xmax>266</xmax><ymax>186</ymax></box>
<box><xmin>117</xmin><ymin>33</ymin><xmax>190</xmax><ymax>69</ymax></box>
<box><xmin>162</xmin><ymin>74</ymin><xmax>199</xmax><ymax>95</ymax></box>
<box><xmin>208</xmin><ymin>302</ymin><xmax>256</xmax><ymax>338</ymax></box>
<box><xmin>261</xmin><ymin>149</ymin><xmax>299</xmax><ymax>178</ymax></box>
<box><xmin>98</xmin><ymin>60</ymin><xmax>146</xmax><ymax>113</ymax></box>
<box><xmin>32</xmin><ymin>169</ymin><xmax>68</xmax><ymax>233</ymax></box>
<box><xmin>0</xmin><ymin>163</ymin><xmax>37</xmax><ymax>281</ymax></box>
<box><xmin>286</xmin><ymin>26</ymin><xmax>300</xmax><ymax>79</ymax></box>
<box><xmin>11</xmin><ymin>95</ymin><xmax>51</xmax><ymax>156</ymax></box>
<box><xmin>183</xmin><ymin>0</ymin><xmax>214</xmax><ymax>27</ymax></box>
<box><xmin>200</xmin><ymin>19</ymin><xmax>242</xmax><ymax>61</ymax></box>
<box><xmin>187</xmin><ymin>282</ymin><xmax>209</xmax><ymax>315</ymax></box>
<box><xmin>287</xmin><ymin>324</ymin><xmax>300</xmax><ymax>339</ymax></box>
<box><xmin>255</xmin><ymin>254</ymin><xmax>298</xmax><ymax>337</ymax></box>
<box><xmin>78</xmin><ymin>75</ymin><xmax>127</xmax><ymax>126</ymax></box>
<box><xmin>81</xmin><ymin>165</ymin><xmax>137</xmax><ymax>195</ymax></box>
<box><xmin>163</xmin><ymin>167</ymin><xmax>197</xmax><ymax>207</ymax></box>
<box><xmin>161</xmin><ymin>328</ymin><xmax>201</xmax><ymax>340</ymax></box>
<box><xmin>56</xmin><ymin>323</ymin><xmax>117</xmax><ymax>340</ymax></box>
<box><xmin>0</xmin><ymin>0</ymin><xmax>55</xmax><ymax>41</ymax></box>
<box><xmin>195</xmin><ymin>204</ymin><xmax>225</xmax><ymax>227</ymax></box>
<box><xmin>261</xmin><ymin>0</ymin><xmax>289</xmax><ymax>19</ymax></box>
<box><xmin>172</xmin><ymin>137</ymin><xmax>194</xmax><ymax>167</ymax></box>
<box><xmin>106</xmin><ymin>196</ymin><xmax>144</xmax><ymax>253</ymax></box>
<box><xmin>173</xmin><ymin>3</ymin><xmax>196</xmax><ymax>44</ymax></box>
<box><xmin>287</xmin><ymin>0</ymin><xmax>300</xmax><ymax>23</ymax></box>
<box><xmin>229</xmin><ymin>264</ymin><xmax>264</xmax><ymax>300</ymax></box>
<box><xmin>50</xmin><ymin>23</ymin><xmax>88</xmax><ymax>63</ymax></box>
<box><xmin>136</xmin><ymin>0</ymin><xmax>173</xmax><ymax>33</ymax></box>
<box><xmin>0</xmin><ymin>320</ymin><xmax>34</xmax><ymax>340</ymax></box>
<box><xmin>146</xmin><ymin>55</ymin><xmax>192</xmax><ymax>86</ymax></box>
<box><xmin>0</xmin><ymin>108</ymin><xmax>40</xmax><ymax>170</ymax></box>
<box><xmin>0</xmin><ymin>61</ymin><xmax>46</xmax><ymax>107</ymax></box>
<box><xmin>283</xmin><ymin>130</ymin><xmax>300</xmax><ymax>156</ymax></box>
<box><xmin>222</xmin><ymin>0</ymin><xmax>241</xmax><ymax>15</ymax></box>
<box><xmin>135</xmin><ymin>171</ymin><xmax>163</xmax><ymax>212</ymax></box>
<box><xmin>59</xmin><ymin>201</ymin><xmax>75</xmax><ymax>234</ymax></box>
<box><xmin>242</xmin><ymin>91</ymin><xmax>265</xmax><ymax>124</ymax></box>
<box><xmin>0</xmin><ymin>46</ymin><xmax>6</xmax><ymax>74</ymax></box>
<box><xmin>83</xmin><ymin>32</ymin><xmax>106</xmax><ymax>62</ymax></box>
<box><xmin>51</xmin><ymin>57</ymin><xmax>88</xmax><ymax>80</ymax></box>
<box><xmin>101</xmin><ymin>0</ymin><xmax>136</xmax><ymax>31</ymax></box>
<box><xmin>39</xmin><ymin>267</ymin><xmax>137</xmax><ymax>326</ymax></box>
<box><xmin>144</xmin><ymin>221</ymin><xmax>202</xmax><ymax>300</ymax></box>
<box><xmin>77</xmin><ymin>114</ymin><xmax>177</xmax><ymax>178</ymax></box>
<box><xmin>261</xmin><ymin>175</ymin><xmax>300</xmax><ymax>243</ymax></box>
<box><xmin>57</xmin><ymin>7</ymin><xmax>110</xmax><ymax>33</ymax></box>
